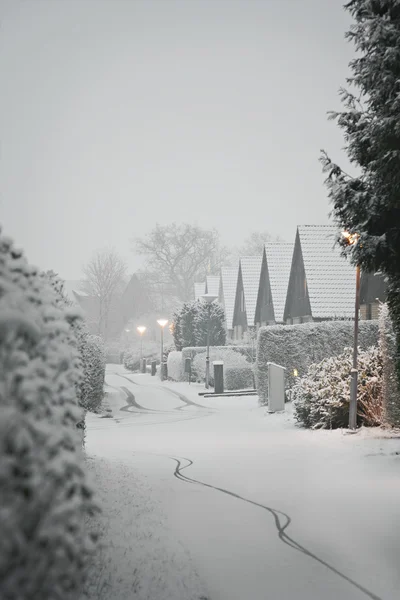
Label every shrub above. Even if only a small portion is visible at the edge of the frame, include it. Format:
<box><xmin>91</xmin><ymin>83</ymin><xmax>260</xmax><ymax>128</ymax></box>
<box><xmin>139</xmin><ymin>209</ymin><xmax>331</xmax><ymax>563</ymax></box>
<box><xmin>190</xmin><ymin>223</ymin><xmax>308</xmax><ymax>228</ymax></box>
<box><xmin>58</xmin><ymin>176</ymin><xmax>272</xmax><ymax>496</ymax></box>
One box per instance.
<box><xmin>182</xmin><ymin>344</ymin><xmax>255</xmax><ymax>372</ymax></box>
<box><xmin>290</xmin><ymin>346</ymin><xmax>382</xmax><ymax>429</ymax></box>
<box><xmin>225</xmin><ymin>367</ymin><xmax>255</xmax><ymax>391</ymax></box>
<box><xmin>257</xmin><ymin>320</ymin><xmax>379</xmax><ymax>405</ymax></box>
<box><xmin>167</xmin><ymin>351</ymin><xmax>184</xmax><ymax>381</ymax></box>
<box><xmin>0</xmin><ymin>229</ymin><xmax>97</xmax><ymax>600</ymax></box>
<box><xmin>79</xmin><ymin>334</ymin><xmax>106</xmax><ymax>412</ymax></box>
<box><xmin>379</xmin><ymin>303</ymin><xmax>400</xmax><ymax>427</ymax></box>
<box><xmin>193</xmin><ymin>348</ymin><xmax>250</xmax><ymax>386</ymax></box>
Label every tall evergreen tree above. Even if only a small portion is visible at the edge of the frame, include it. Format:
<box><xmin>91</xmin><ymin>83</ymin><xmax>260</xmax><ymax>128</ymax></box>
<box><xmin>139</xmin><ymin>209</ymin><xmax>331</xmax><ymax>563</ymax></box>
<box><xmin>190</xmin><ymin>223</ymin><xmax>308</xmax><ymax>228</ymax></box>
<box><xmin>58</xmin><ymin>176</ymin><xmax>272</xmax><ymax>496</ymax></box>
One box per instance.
<box><xmin>194</xmin><ymin>301</ymin><xmax>226</xmax><ymax>347</ymax></box>
<box><xmin>320</xmin><ymin>0</ymin><xmax>400</xmax><ymax>390</ymax></box>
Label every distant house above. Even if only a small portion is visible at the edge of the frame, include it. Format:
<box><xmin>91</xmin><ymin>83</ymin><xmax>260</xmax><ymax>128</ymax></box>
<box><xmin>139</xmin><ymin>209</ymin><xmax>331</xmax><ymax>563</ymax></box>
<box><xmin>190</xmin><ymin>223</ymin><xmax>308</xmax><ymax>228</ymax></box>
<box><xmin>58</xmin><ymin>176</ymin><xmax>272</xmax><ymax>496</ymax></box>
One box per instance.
<box><xmin>232</xmin><ymin>256</ymin><xmax>263</xmax><ymax>340</ymax></box>
<box><xmin>283</xmin><ymin>225</ymin><xmax>356</xmax><ymax>324</ymax></box>
<box><xmin>205</xmin><ymin>275</ymin><xmax>220</xmax><ymax>297</ymax></box>
<box><xmin>255</xmin><ymin>242</ymin><xmax>293</xmax><ymax>327</ymax></box>
<box><xmin>218</xmin><ymin>265</ymin><xmax>239</xmax><ymax>340</ymax></box>
<box><xmin>194</xmin><ymin>281</ymin><xmax>206</xmax><ymax>301</ymax></box>
<box><xmin>360</xmin><ymin>271</ymin><xmax>387</xmax><ymax>320</ymax></box>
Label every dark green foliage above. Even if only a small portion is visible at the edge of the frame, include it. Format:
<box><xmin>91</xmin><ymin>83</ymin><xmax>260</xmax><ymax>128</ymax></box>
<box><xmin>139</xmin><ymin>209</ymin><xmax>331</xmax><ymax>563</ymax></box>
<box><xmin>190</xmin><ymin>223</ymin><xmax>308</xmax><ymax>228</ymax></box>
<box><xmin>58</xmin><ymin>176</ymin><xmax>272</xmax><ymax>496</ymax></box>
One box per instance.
<box><xmin>172</xmin><ymin>300</ymin><xmax>226</xmax><ymax>350</ymax></box>
<box><xmin>379</xmin><ymin>302</ymin><xmax>400</xmax><ymax>425</ymax></box>
<box><xmin>320</xmin><ymin>0</ymin><xmax>400</xmax><ymax>401</ymax></box>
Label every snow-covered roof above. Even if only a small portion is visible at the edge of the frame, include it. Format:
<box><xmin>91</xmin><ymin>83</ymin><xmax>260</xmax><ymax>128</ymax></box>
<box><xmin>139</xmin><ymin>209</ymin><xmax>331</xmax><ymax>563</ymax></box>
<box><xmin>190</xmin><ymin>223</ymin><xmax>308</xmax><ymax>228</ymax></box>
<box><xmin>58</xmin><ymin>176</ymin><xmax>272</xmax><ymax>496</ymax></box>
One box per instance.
<box><xmin>240</xmin><ymin>256</ymin><xmax>263</xmax><ymax>325</ymax></box>
<box><xmin>298</xmin><ymin>225</ymin><xmax>356</xmax><ymax>319</ymax></box>
<box><xmin>206</xmin><ymin>275</ymin><xmax>220</xmax><ymax>297</ymax></box>
<box><xmin>264</xmin><ymin>242</ymin><xmax>293</xmax><ymax>323</ymax></box>
<box><xmin>194</xmin><ymin>281</ymin><xmax>206</xmax><ymax>301</ymax></box>
<box><xmin>220</xmin><ymin>266</ymin><xmax>239</xmax><ymax>330</ymax></box>
<box><xmin>63</xmin><ymin>280</ymin><xmax>88</xmax><ymax>303</ymax></box>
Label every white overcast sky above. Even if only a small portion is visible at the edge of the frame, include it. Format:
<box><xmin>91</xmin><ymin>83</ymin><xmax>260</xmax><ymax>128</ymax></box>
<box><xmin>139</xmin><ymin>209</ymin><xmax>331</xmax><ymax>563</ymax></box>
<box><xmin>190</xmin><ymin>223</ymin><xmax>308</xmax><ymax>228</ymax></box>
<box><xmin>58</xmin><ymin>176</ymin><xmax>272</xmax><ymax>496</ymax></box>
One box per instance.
<box><xmin>0</xmin><ymin>0</ymin><xmax>354</xmax><ymax>280</ymax></box>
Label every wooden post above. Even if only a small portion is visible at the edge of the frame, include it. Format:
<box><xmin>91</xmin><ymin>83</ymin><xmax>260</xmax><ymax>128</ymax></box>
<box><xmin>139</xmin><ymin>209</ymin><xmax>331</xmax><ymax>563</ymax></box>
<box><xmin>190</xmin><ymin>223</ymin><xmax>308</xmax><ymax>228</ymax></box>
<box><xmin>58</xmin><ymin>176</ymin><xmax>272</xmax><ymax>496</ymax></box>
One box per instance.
<box><xmin>185</xmin><ymin>358</ymin><xmax>192</xmax><ymax>384</ymax></box>
<box><xmin>214</xmin><ymin>361</ymin><xmax>224</xmax><ymax>394</ymax></box>
<box><xmin>141</xmin><ymin>358</ymin><xmax>147</xmax><ymax>374</ymax></box>
<box><xmin>151</xmin><ymin>360</ymin><xmax>157</xmax><ymax>376</ymax></box>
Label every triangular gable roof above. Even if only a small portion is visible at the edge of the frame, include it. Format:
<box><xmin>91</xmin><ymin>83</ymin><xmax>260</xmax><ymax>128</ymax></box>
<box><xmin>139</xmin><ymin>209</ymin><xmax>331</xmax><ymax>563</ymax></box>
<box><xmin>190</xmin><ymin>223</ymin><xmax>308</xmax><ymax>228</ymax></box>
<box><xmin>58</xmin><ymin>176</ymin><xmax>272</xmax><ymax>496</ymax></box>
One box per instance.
<box><xmin>240</xmin><ymin>256</ymin><xmax>263</xmax><ymax>325</ymax></box>
<box><xmin>298</xmin><ymin>225</ymin><xmax>356</xmax><ymax>319</ymax></box>
<box><xmin>194</xmin><ymin>281</ymin><xmax>206</xmax><ymax>301</ymax></box>
<box><xmin>205</xmin><ymin>275</ymin><xmax>220</xmax><ymax>296</ymax></box>
<box><xmin>63</xmin><ymin>280</ymin><xmax>88</xmax><ymax>303</ymax></box>
<box><xmin>264</xmin><ymin>242</ymin><xmax>293</xmax><ymax>323</ymax></box>
<box><xmin>220</xmin><ymin>266</ymin><xmax>239</xmax><ymax>330</ymax></box>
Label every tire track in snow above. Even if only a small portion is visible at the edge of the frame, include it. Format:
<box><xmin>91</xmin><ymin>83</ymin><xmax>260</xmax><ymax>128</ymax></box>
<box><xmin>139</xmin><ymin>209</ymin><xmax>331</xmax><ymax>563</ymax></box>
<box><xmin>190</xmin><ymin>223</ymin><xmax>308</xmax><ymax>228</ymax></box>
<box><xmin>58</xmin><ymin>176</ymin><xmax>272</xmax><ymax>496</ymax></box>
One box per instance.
<box><xmin>139</xmin><ymin>453</ymin><xmax>382</xmax><ymax>600</ymax></box>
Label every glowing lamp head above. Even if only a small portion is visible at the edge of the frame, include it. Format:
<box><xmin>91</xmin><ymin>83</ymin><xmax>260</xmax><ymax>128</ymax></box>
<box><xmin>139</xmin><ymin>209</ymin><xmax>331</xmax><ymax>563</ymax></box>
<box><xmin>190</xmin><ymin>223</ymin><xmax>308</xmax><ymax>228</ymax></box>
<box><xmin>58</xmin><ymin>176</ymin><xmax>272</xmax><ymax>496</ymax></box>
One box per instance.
<box><xmin>342</xmin><ymin>230</ymin><xmax>359</xmax><ymax>246</ymax></box>
<box><xmin>137</xmin><ymin>326</ymin><xmax>146</xmax><ymax>335</ymax></box>
<box><xmin>157</xmin><ymin>319</ymin><xmax>168</xmax><ymax>328</ymax></box>
<box><xmin>293</xmin><ymin>369</ymin><xmax>298</xmax><ymax>377</ymax></box>
<box><xmin>125</xmin><ymin>329</ymin><xmax>130</xmax><ymax>333</ymax></box>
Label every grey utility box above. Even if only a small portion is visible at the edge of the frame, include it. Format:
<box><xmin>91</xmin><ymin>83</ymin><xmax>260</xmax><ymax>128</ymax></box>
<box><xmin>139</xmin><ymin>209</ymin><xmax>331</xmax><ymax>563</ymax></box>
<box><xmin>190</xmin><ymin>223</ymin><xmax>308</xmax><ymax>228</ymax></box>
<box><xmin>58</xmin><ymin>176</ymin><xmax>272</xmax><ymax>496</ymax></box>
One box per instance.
<box><xmin>267</xmin><ymin>362</ymin><xmax>286</xmax><ymax>413</ymax></box>
<box><xmin>213</xmin><ymin>361</ymin><xmax>224</xmax><ymax>394</ymax></box>
<box><xmin>184</xmin><ymin>357</ymin><xmax>192</xmax><ymax>383</ymax></box>
<box><xmin>141</xmin><ymin>358</ymin><xmax>147</xmax><ymax>374</ymax></box>
<box><xmin>151</xmin><ymin>360</ymin><xmax>157</xmax><ymax>376</ymax></box>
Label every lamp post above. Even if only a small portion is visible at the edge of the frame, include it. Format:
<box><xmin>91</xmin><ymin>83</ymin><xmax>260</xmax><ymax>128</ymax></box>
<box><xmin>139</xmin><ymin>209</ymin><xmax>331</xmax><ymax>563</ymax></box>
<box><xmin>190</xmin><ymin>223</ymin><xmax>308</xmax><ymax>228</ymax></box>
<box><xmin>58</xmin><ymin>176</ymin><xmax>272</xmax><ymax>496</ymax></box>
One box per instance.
<box><xmin>157</xmin><ymin>319</ymin><xmax>168</xmax><ymax>380</ymax></box>
<box><xmin>201</xmin><ymin>293</ymin><xmax>218</xmax><ymax>389</ymax></box>
<box><xmin>342</xmin><ymin>231</ymin><xmax>360</xmax><ymax>430</ymax></box>
<box><xmin>137</xmin><ymin>326</ymin><xmax>146</xmax><ymax>361</ymax></box>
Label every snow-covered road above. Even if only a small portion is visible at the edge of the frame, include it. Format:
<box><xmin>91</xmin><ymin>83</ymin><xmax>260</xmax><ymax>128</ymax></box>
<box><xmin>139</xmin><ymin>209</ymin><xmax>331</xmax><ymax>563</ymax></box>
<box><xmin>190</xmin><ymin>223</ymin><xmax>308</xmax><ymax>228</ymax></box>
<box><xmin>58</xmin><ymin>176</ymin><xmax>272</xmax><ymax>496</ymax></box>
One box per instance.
<box><xmin>84</xmin><ymin>365</ymin><xmax>400</xmax><ymax>600</ymax></box>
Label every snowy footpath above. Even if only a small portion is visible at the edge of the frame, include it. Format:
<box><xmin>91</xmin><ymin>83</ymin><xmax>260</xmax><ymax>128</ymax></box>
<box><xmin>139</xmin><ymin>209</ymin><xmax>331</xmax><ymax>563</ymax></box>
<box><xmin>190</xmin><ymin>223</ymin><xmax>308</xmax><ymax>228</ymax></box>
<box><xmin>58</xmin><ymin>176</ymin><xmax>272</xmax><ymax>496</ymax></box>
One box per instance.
<box><xmin>82</xmin><ymin>364</ymin><xmax>400</xmax><ymax>600</ymax></box>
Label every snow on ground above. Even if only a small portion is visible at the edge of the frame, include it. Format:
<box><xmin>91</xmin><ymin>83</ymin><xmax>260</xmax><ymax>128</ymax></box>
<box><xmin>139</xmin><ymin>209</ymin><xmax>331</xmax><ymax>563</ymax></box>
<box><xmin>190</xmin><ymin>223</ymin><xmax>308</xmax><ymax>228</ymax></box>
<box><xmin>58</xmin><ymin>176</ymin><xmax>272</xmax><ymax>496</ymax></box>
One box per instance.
<box><xmin>83</xmin><ymin>364</ymin><xmax>400</xmax><ymax>600</ymax></box>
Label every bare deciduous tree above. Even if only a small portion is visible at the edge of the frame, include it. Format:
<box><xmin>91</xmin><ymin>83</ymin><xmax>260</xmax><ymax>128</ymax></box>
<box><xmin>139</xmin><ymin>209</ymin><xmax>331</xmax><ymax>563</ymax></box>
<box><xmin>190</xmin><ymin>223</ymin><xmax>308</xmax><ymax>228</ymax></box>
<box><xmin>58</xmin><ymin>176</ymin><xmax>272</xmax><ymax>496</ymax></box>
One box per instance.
<box><xmin>238</xmin><ymin>230</ymin><xmax>282</xmax><ymax>257</ymax></box>
<box><xmin>82</xmin><ymin>248</ymin><xmax>127</xmax><ymax>339</ymax></box>
<box><xmin>135</xmin><ymin>223</ymin><xmax>228</xmax><ymax>302</ymax></box>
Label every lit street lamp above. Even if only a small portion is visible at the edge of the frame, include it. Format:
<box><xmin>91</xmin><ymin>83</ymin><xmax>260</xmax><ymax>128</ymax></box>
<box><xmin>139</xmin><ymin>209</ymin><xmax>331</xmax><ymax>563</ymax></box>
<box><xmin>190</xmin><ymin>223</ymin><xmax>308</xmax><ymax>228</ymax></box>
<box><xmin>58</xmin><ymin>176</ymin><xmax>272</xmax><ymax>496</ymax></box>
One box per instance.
<box><xmin>342</xmin><ymin>230</ymin><xmax>360</xmax><ymax>430</ymax></box>
<box><xmin>201</xmin><ymin>293</ymin><xmax>218</xmax><ymax>389</ymax></box>
<box><xmin>137</xmin><ymin>326</ymin><xmax>146</xmax><ymax>361</ymax></box>
<box><xmin>157</xmin><ymin>319</ymin><xmax>168</xmax><ymax>381</ymax></box>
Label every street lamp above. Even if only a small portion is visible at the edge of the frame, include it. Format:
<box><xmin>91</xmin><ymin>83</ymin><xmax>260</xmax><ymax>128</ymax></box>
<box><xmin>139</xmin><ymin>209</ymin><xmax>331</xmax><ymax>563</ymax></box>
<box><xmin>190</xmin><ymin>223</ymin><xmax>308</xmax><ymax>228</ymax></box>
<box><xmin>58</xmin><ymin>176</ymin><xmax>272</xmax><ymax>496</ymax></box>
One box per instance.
<box><xmin>157</xmin><ymin>319</ymin><xmax>168</xmax><ymax>381</ymax></box>
<box><xmin>342</xmin><ymin>230</ymin><xmax>360</xmax><ymax>430</ymax></box>
<box><xmin>137</xmin><ymin>326</ymin><xmax>146</xmax><ymax>361</ymax></box>
<box><xmin>201</xmin><ymin>293</ymin><xmax>218</xmax><ymax>389</ymax></box>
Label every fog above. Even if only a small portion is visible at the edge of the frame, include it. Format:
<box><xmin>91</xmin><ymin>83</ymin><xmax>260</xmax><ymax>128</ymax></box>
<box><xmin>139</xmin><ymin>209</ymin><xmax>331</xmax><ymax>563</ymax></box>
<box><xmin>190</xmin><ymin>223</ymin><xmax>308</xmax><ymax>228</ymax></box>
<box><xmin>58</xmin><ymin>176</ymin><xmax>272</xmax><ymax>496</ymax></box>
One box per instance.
<box><xmin>0</xmin><ymin>0</ymin><xmax>353</xmax><ymax>279</ymax></box>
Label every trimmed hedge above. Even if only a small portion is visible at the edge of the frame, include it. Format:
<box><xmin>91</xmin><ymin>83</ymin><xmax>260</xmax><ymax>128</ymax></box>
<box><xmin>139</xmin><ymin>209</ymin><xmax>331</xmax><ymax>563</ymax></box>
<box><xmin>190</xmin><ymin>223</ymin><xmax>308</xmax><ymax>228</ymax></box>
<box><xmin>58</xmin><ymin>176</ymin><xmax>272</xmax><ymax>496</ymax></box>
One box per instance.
<box><xmin>0</xmin><ymin>229</ymin><xmax>97</xmax><ymax>600</ymax></box>
<box><xmin>192</xmin><ymin>348</ymin><xmax>251</xmax><ymax>385</ymax></box>
<box><xmin>225</xmin><ymin>367</ymin><xmax>255</xmax><ymax>391</ymax></box>
<box><xmin>182</xmin><ymin>345</ymin><xmax>255</xmax><ymax>371</ymax></box>
<box><xmin>379</xmin><ymin>303</ymin><xmax>400</xmax><ymax>426</ymax></box>
<box><xmin>257</xmin><ymin>320</ymin><xmax>379</xmax><ymax>405</ymax></box>
<box><xmin>167</xmin><ymin>351</ymin><xmax>184</xmax><ymax>381</ymax></box>
<box><xmin>79</xmin><ymin>334</ymin><xmax>106</xmax><ymax>412</ymax></box>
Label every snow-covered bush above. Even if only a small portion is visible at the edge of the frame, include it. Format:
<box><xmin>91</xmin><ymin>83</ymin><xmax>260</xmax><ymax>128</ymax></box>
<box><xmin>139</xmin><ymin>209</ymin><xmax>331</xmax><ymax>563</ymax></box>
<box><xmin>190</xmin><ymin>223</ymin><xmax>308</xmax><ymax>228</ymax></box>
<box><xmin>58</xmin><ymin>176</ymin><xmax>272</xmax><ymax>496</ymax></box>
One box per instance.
<box><xmin>193</xmin><ymin>348</ymin><xmax>250</xmax><ymax>386</ymax></box>
<box><xmin>0</xmin><ymin>229</ymin><xmax>97</xmax><ymax>599</ymax></box>
<box><xmin>225</xmin><ymin>367</ymin><xmax>255</xmax><ymax>391</ymax></box>
<box><xmin>290</xmin><ymin>346</ymin><xmax>382</xmax><ymax>429</ymax></box>
<box><xmin>379</xmin><ymin>303</ymin><xmax>400</xmax><ymax>427</ymax></box>
<box><xmin>257</xmin><ymin>320</ymin><xmax>378</xmax><ymax>405</ymax></box>
<box><xmin>167</xmin><ymin>351</ymin><xmax>184</xmax><ymax>381</ymax></box>
<box><xmin>182</xmin><ymin>344</ymin><xmax>255</xmax><ymax>371</ymax></box>
<box><xmin>79</xmin><ymin>334</ymin><xmax>106</xmax><ymax>412</ymax></box>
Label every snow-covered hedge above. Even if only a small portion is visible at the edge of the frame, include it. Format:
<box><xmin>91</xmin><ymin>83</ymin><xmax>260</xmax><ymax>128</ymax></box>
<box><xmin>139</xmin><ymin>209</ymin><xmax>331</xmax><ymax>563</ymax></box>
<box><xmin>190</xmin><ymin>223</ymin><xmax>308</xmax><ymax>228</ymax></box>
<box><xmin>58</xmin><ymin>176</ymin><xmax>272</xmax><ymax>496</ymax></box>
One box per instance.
<box><xmin>79</xmin><ymin>334</ymin><xmax>106</xmax><ymax>412</ymax></box>
<box><xmin>379</xmin><ymin>303</ymin><xmax>400</xmax><ymax>426</ymax></box>
<box><xmin>123</xmin><ymin>342</ymin><xmax>160</xmax><ymax>372</ymax></box>
<box><xmin>192</xmin><ymin>348</ymin><xmax>250</xmax><ymax>386</ymax></box>
<box><xmin>290</xmin><ymin>346</ymin><xmax>382</xmax><ymax>429</ymax></box>
<box><xmin>257</xmin><ymin>320</ymin><xmax>378</xmax><ymax>405</ymax></box>
<box><xmin>0</xmin><ymin>230</ymin><xmax>97</xmax><ymax>599</ymax></box>
<box><xmin>167</xmin><ymin>351</ymin><xmax>184</xmax><ymax>381</ymax></box>
<box><xmin>182</xmin><ymin>344</ymin><xmax>255</xmax><ymax>371</ymax></box>
<box><xmin>225</xmin><ymin>367</ymin><xmax>255</xmax><ymax>391</ymax></box>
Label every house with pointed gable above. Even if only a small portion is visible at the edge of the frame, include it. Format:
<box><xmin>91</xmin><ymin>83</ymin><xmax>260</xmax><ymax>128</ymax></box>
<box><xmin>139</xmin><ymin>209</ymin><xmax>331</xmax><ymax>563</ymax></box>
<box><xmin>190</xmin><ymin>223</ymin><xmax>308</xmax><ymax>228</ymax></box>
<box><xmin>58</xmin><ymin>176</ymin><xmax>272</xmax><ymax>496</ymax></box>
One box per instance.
<box><xmin>255</xmin><ymin>242</ymin><xmax>293</xmax><ymax>327</ymax></box>
<box><xmin>283</xmin><ymin>225</ymin><xmax>356</xmax><ymax>324</ymax></box>
<box><xmin>232</xmin><ymin>256</ymin><xmax>263</xmax><ymax>339</ymax></box>
<box><xmin>218</xmin><ymin>265</ymin><xmax>239</xmax><ymax>340</ymax></box>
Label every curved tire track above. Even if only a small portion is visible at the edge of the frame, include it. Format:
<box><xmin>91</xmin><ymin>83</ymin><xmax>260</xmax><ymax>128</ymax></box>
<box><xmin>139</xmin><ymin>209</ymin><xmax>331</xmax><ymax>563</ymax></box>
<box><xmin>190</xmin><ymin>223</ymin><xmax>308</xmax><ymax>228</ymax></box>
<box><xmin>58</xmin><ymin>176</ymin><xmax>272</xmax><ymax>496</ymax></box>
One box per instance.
<box><xmin>140</xmin><ymin>452</ymin><xmax>382</xmax><ymax>600</ymax></box>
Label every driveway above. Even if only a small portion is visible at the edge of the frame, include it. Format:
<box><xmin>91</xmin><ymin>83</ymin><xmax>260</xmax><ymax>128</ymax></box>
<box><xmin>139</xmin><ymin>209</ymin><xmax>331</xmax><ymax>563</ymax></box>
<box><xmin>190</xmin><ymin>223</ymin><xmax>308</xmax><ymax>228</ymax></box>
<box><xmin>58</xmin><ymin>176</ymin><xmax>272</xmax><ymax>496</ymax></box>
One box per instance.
<box><xmin>83</xmin><ymin>365</ymin><xmax>400</xmax><ymax>600</ymax></box>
